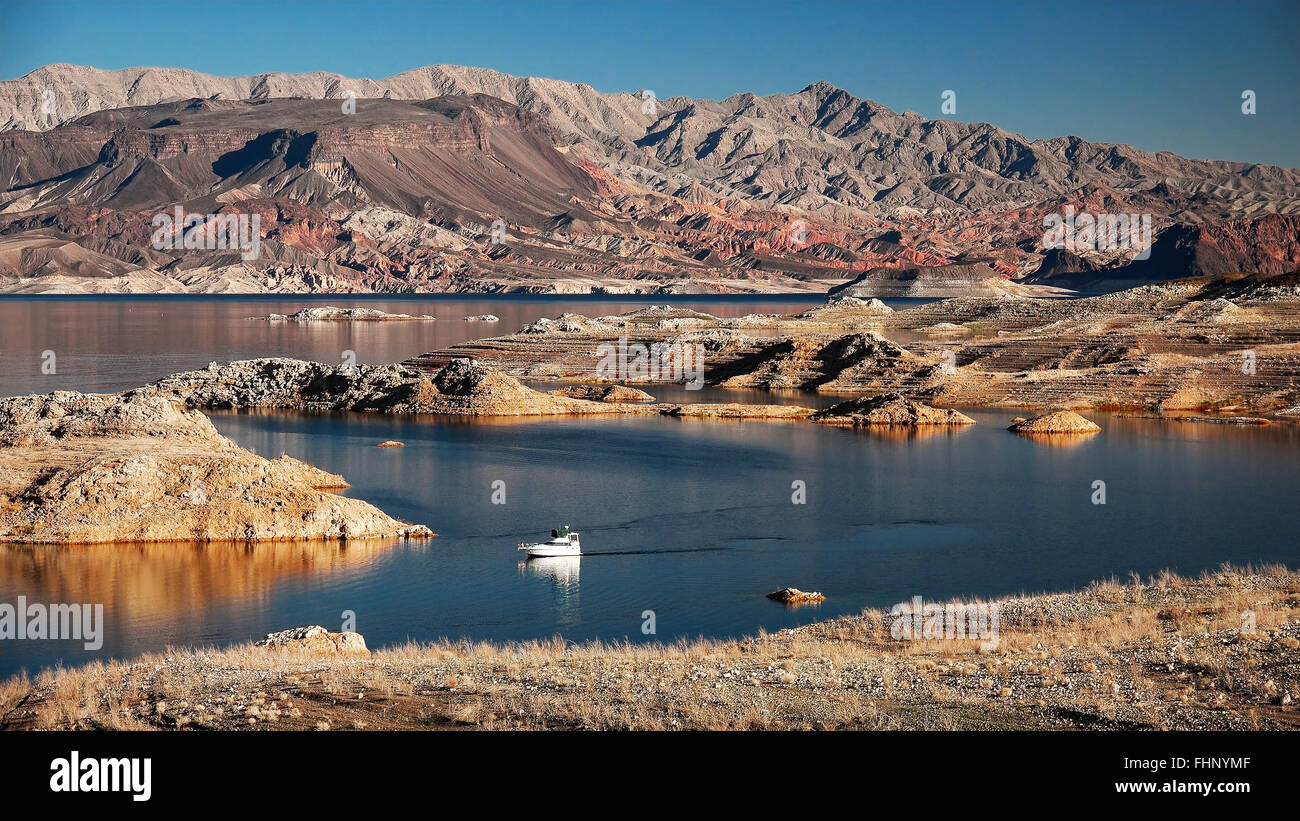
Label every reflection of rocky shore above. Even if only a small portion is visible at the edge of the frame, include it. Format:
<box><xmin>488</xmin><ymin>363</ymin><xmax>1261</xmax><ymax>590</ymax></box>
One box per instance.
<box><xmin>0</xmin><ymin>539</ymin><xmax>395</xmax><ymax>623</ymax></box>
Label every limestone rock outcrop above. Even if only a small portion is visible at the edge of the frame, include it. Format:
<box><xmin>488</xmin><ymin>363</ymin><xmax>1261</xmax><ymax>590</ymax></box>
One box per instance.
<box><xmin>256</xmin><ymin>626</ymin><xmax>370</xmax><ymax>656</ymax></box>
<box><xmin>0</xmin><ymin>390</ymin><xmax>432</xmax><ymax>543</ymax></box>
<box><xmin>1008</xmin><ymin>411</ymin><xmax>1102</xmax><ymax>434</ymax></box>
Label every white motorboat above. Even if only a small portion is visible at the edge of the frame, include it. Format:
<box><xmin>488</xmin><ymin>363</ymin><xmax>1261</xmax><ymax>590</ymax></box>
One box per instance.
<box><xmin>518</xmin><ymin>525</ymin><xmax>581</xmax><ymax>558</ymax></box>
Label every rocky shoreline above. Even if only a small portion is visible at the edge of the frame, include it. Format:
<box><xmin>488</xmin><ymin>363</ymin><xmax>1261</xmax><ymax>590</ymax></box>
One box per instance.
<box><xmin>408</xmin><ymin>277</ymin><xmax>1300</xmax><ymax>417</ymax></box>
<box><xmin>7</xmin><ymin>273</ymin><xmax>1294</xmax><ymax>546</ymax></box>
<box><xmin>149</xmin><ymin>356</ymin><xmax>822</xmax><ymax>420</ymax></box>
<box><xmin>5</xmin><ymin>565</ymin><xmax>1296</xmax><ymax>731</ymax></box>
<box><xmin>1</xmin><ymin>286</ymin><xmax>1296</xmax><ymax>729</ymax></box>
<box><xmin>3</xmin><ymin>354</ymin><xmax>974</xmax><ymax>545</ymax></box>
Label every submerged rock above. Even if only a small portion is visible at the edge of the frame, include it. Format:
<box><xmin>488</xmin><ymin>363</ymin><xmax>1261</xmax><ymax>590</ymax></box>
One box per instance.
<box><xmin>812</xmin><ymin>392</ymin><xmax>975</xmax><ymax>426</ymax></box>
<box><xmin>1007</xmin><ymin>410</ymin><xmax>1101</xmax><ymax>434</ymax></box>
<box><xmin>1169</xmin><ymin>415</ymin><xmax>1270</xmax><ymax>426</ymax></box>
<box><xmin>659</xmin><ymin>403</ymin><xmax>813</xmax><ymax>419</ymax></box>
<box><xmin>766</xmin><ymin>588</ymin><xmax>826</xmax><ymax>605</ymax></box>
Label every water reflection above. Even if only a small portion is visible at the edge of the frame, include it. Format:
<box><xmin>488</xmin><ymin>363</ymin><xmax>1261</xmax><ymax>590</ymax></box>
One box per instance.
<box><xmin>1009</xmin><ymin>431</ymin><xmax>1100</xmax><ymax>448</ymax></box>
<box><xmin>0</xmin><ymin>538</ymin><xmax>397</xmax><ymax>622</ymax></box>
<box><xmin>838</xmin><ymin>424</ymin><xmax>975</xmax><ymax>442</ymax></box>
<box><xmin>520</xmin><ymin>557</ymin><xmax>581</xmax><ymax>625</ymax></box>
<box><xmin>522</xmin><ymin>556</ymin><xmax>581</xmax><ymax>589</ymax></box>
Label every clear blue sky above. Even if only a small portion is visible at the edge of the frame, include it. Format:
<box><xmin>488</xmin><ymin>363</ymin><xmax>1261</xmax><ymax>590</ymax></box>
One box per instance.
<box><xmin>2</xmin><ymin>0</ymin><xmax>1297</xmax><ymax>166</ymax></box>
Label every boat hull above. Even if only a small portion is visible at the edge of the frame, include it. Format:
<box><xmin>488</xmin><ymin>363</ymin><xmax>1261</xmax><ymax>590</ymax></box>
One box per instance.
<box><xmin>522</xmin><ymin>545</ymin><xmax>581</xmax><ymax>558</ymax></box>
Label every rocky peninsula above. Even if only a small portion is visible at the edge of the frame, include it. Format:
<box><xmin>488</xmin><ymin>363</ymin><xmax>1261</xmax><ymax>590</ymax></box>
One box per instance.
<box><xmin>0</xmin><ymin>390</ymin><xmax>431</xmax><ymax>544</ymax></box>
<box><xmin>149</xmin><ymin>356</ymin><xmax>823</xmax><ymax>421</ymax></box>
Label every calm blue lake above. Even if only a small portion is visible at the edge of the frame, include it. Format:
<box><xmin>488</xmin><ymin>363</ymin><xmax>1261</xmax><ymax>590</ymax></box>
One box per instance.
<box><xmin>1</xmin><ymin>297</ymin><xmax>1298</xmax><ymax>678</ymax></box>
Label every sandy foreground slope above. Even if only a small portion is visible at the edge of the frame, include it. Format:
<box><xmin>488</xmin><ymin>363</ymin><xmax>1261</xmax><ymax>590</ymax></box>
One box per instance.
<box><xmin>3</xmin><ymin>567</ymin><xmax>1296</xmax><ymax>731</ymax></box>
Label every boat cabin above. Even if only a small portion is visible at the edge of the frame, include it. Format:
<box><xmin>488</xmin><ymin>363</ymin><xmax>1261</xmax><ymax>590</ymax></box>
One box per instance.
<box><xmin>549</xmin><ymin>525</ymin><xmax>578</xmax><ymax>544</ymax></box>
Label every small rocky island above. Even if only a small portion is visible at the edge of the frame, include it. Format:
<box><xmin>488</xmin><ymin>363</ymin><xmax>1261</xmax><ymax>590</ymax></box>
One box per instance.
<box><xmin>1008</xmin><ymin>411</ymin><xmax>1102</xmax><ymax>434</ymax></box>
<box><xmin>256</xmin><ymin>307</ymin><xmax>435</xmax><ymax>322</ymax></box>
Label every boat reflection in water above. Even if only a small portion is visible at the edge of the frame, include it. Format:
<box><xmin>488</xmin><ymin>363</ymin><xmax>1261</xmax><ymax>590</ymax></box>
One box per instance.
<box><xmin>519</xmin><ymin>555</ymin><xmax>581</xmax><ymax>626</ymax></box>
<box><xmin>520</xmin><ymin>555</ymin><xmax>580</xmax><ymax>589</ymax></box>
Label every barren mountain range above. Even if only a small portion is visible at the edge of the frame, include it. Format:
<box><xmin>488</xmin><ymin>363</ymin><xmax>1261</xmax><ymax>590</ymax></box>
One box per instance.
<box><xmin>1</xmin><ymin>63</ymin><xmax>1298</xmax><ymax>294</ymax></box>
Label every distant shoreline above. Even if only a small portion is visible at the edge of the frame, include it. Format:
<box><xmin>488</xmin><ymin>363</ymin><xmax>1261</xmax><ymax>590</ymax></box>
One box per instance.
<box><xmin>0</xmin><ymin>292</ymin><xmax>836</xmax><ymax>303</ymax></box>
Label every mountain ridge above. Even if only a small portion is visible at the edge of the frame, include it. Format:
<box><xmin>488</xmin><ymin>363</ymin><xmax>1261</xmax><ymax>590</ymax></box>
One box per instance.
<box><xmin>2</xmin><ymin>63</ymin><xmax>1298</xmax><ymax>294</ymax></box>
